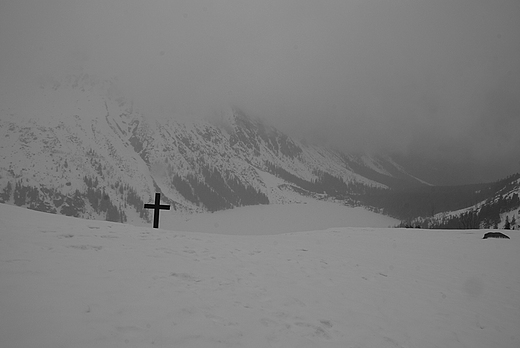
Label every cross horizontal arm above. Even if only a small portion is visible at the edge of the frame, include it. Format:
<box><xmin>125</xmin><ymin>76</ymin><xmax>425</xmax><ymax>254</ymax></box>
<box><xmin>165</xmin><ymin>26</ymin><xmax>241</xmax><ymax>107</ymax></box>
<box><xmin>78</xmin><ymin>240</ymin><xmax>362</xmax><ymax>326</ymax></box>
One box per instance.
<box><xmin>144</xmin><ymin>204</ymin><xmax>170</xmax><ymax>210</ymax></box>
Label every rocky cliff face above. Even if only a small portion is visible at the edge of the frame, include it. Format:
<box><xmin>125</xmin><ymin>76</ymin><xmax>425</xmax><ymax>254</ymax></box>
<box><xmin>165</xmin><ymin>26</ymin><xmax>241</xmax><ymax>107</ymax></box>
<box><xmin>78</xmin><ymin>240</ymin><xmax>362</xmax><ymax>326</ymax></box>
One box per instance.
<box><xmin>0</xmin><ymin>74</ymin><xmax>426</xmax><ymax>223</ymax></box>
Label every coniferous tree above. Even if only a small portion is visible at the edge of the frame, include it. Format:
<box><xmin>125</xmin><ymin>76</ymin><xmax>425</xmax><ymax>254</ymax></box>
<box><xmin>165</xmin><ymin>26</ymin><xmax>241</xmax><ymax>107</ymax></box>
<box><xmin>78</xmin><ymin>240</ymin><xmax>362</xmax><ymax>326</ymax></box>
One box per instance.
<box><xmin>106</xmin><ymin>204</ymin><xmax>120</xmax><ymax>222</ymax></box>
<box><xmin>1</xmin><ymin>182</ymin><xmax>12</xmax><ymax>202</ymax></box>
<box><xmin>504</xmin><ymin>216</ymin><xmax>511</xmax><ymax>230</ymax></box>
<box><xmin>99</xmin><ymin>189</ymin><xmax>109</xmax><ymax>212</ymax></box>
<box><xmin>73</xmin><ymin>190</ymin><xmax>84</xmax><ymax>209</ymax></box>
<box><xmin>13</xmin><ymin>181</ymin><xmax>25</xmax><ymax>206</ymax></box>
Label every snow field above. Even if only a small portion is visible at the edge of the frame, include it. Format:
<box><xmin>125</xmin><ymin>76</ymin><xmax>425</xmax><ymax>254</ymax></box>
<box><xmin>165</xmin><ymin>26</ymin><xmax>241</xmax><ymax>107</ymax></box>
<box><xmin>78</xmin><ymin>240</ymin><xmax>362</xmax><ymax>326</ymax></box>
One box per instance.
<box><xmin>1</xmin><ymin>203</ymin><xmax>519</xmax><ymax>348</ymax></box>
<box><xmin>160</xmin><ymin>200</ymin><xmax>398</xmax><ymax>235</ymax></box>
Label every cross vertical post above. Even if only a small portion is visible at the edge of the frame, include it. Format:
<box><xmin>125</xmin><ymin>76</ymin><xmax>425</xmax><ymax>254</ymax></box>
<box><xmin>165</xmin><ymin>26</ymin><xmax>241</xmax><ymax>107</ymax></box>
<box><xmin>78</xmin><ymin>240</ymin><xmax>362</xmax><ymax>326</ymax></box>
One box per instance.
<box><xmin>144</xmin><ymin>193</ymin><xmax>170</xmax><ymax>228</ymax></box>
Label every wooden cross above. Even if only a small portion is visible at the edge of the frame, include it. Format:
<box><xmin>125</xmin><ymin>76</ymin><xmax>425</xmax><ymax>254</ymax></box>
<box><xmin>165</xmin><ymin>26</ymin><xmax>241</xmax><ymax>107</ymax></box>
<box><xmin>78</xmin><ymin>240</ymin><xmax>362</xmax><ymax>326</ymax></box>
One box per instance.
<box><xmin>144</xmin><ymin>193</ymin><xmax>170</xmax><ymax>228</ymax></box>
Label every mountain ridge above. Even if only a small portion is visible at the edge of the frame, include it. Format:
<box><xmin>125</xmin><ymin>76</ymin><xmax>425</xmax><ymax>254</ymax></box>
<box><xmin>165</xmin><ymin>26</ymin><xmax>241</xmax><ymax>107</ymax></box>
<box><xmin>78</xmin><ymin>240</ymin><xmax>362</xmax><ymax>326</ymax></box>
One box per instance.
<box><xmin>4</xmin><ymin>73</ymin><xmax>509</xmax><ymax>227</ymax></box>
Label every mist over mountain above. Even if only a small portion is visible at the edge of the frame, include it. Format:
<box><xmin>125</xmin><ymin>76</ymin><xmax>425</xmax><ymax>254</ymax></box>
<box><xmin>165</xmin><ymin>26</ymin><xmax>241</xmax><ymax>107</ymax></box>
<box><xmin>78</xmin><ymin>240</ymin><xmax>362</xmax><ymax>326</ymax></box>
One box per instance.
<box><xmin>2</xmin><ymin>0</ymin><xmax>519</xmax><ymax>186</ymax></box>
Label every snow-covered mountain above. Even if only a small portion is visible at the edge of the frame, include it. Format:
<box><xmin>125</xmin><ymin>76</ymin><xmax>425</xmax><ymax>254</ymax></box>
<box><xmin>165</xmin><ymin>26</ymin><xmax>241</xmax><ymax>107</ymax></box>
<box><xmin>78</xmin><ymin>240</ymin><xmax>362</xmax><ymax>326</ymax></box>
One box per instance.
<box><xmin>0</xmin><ymin>73</ymin><xmax>427</xmax><ymax>224</ymax></box>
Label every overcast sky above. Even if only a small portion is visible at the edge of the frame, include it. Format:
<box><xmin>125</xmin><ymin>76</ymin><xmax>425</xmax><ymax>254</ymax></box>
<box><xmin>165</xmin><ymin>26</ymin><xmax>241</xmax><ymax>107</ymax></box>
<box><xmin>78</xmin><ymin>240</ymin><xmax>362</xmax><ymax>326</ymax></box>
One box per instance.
<box><xmin>1</xmin><ymin>0</ymin><xmax>519</xmax><ymax>183</ymax></box>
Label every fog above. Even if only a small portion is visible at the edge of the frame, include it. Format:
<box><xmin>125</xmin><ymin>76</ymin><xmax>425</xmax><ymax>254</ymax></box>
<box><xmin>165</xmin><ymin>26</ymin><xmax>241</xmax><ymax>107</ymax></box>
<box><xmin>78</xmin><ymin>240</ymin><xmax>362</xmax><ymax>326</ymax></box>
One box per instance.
<box><xmin>1</xmin><ymin>0</ymin><xmax>519</xmax><ymax>183</ymax></box>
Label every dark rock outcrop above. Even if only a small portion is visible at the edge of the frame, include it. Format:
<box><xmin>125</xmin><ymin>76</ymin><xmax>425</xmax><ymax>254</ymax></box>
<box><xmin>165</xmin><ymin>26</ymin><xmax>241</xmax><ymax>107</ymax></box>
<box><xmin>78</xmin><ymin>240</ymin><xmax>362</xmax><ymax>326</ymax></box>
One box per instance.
<box><xmin>482</xmin><ymin>231</ymin><xmax>510</xmax><ymax>239</ymax></box>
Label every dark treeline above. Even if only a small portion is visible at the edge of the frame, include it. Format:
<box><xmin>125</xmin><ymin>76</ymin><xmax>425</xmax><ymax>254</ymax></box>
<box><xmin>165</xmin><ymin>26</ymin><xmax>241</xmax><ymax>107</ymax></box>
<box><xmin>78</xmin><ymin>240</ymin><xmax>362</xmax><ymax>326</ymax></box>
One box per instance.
<box><xmin>264</xmin><ymin>161</ymin><xmax>317</xmax><ymax>193</ymax></box>
<box><xmin>0</xmin><ymin>177</ymin><xmax>155</xmax><ymax>223</ymax></box>
<box><xmin>264</xmin><ymin>161</ymin><xmax>361</xmax><ymax>197</ymax></box>
<box><xmin>343</xmin><ymin>157</ymin><xmax>424</xmax><ymax>189</ymax></box>
<box><xmin>83</xmin><ymin>176</ymin><xmax>126</xmax><ymax>222</ymax></box>
<box><xmin>422</xmin><ymin>192</ymin><xmax>520</xmax><ymax>229</ymax></box>
<box><xmin>171</xmin><ymin>166</ymin><xmax>269</xmax><ymax>212</ymax></box>
<box><xmin>9</xmin><ymin>181</ymin><xmax>58</xmax><ymax>213</ymax></box>
<box><xmin>84</xmin><ymin>176</ymin><xmax>152</xmax><ymax>222</ymax></box>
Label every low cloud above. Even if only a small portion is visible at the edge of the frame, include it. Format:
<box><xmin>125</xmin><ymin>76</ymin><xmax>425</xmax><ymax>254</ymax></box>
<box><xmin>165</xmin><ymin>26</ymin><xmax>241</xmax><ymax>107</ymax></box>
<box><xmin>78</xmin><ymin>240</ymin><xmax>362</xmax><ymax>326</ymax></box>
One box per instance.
<box><xmin>1</xmin><ymin>0</ymin><xmax>519</xmax><ymax>182</ymax></box>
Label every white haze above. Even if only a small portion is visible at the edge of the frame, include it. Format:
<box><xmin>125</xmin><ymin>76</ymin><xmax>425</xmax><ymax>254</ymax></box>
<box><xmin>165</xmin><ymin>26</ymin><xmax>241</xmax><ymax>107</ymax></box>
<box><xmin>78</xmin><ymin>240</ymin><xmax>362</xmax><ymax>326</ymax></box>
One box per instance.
<box><xmin>1</xmin><ymin>0</ymin><xmax>520</xmax><ymax>183</ymax></box>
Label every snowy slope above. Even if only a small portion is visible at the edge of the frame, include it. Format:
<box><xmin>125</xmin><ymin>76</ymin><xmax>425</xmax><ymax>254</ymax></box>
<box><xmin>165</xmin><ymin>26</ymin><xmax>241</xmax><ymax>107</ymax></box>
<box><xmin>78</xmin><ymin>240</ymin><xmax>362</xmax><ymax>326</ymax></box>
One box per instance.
<box><xmin>1</xmin><ymin>203</ymin><xmax>519</xmax><ymax>348</ymax></box>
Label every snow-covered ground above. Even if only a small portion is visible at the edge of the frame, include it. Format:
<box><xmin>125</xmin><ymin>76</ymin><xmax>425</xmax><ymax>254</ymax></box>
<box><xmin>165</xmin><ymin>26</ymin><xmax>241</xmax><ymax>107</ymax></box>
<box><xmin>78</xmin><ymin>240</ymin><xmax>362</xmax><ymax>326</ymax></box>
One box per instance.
<box><xmin>1</xmin><ymin>203</ymin><xmax>519</xmax><ymax>348</ymax></box>
<box><xmin>161</xmin><ymin>200</ymin><xmax>398</xmax><ymax>235</ymax></box>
